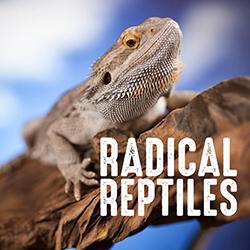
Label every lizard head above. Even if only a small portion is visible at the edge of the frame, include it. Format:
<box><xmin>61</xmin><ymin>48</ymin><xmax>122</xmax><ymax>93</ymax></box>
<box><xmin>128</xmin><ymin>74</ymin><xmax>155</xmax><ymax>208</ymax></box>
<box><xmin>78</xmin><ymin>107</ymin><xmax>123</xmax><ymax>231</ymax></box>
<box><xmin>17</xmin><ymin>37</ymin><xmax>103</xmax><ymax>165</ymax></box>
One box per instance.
<box><xmin>84</xmin><ymin>17</ymin><xmax>183</xmax><ymax>123</ymax></box>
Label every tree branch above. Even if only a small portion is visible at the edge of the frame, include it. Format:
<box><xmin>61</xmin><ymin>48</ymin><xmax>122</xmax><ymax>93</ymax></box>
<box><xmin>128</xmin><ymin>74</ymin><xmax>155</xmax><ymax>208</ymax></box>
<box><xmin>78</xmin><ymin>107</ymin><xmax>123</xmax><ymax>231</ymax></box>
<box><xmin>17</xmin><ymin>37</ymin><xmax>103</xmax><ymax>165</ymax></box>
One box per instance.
<box><xmin>0</xmin><ymin>77</ymin><xmax>250</xmax><ymax>250</ymax></box>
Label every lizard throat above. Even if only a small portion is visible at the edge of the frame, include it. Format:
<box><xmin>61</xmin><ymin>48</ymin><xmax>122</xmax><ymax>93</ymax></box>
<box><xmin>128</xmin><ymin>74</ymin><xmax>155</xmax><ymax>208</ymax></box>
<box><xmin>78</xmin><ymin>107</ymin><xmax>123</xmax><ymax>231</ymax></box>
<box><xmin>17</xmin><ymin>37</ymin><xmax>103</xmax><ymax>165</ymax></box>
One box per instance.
<box><xmin>95</xmin><ymin>61</ymin><xmax>182</xmax><ymax>123</ymax></box>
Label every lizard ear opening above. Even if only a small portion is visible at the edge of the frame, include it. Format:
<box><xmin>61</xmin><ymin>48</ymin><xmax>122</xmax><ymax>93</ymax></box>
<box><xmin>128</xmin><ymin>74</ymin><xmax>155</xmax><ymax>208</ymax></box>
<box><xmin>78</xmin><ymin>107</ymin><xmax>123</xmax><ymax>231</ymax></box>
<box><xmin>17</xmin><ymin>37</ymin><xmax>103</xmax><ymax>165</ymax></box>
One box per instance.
<box><xmin>103</xmin><ymin>72</ymin><xmax>112</xmax><ymax>85</ymax></box>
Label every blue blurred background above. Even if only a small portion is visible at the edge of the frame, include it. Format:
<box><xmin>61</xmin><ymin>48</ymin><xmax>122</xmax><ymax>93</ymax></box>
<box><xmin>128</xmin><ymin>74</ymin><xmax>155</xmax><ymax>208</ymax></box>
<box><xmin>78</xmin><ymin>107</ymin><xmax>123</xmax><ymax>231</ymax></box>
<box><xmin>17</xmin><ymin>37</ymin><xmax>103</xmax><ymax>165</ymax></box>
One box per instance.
<box><xmin>0</xmin><ymin>0</ymin><xmax>249</xmax><ymax>249</ymax></box>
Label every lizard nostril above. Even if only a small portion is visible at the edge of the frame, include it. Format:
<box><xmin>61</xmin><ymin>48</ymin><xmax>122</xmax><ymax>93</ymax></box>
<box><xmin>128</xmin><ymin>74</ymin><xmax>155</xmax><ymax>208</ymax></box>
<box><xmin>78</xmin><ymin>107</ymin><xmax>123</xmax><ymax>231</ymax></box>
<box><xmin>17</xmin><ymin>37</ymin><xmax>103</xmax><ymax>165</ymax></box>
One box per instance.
<box><xmin>103</xmin><ymin>72</ymin><xmax>112</xmax><ymax>84</ymax></box>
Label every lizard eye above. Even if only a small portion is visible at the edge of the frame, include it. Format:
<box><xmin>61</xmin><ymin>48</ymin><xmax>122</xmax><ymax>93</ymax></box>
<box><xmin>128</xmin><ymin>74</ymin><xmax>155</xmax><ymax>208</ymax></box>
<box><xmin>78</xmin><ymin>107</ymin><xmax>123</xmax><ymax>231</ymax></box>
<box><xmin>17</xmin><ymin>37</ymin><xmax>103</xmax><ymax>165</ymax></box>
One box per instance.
<box><xmin>103</xmin><ymin>72</ymin><xmax>112</xmax><ymax>84</ymax></box>
<box><xmin>126</xmin><ymin>39</ymin><xmax>136</xmax><ymax>47</ymax></box>
<box><xmin>122</xmin><ymin>34</ymin><xmax>140</xmax><ymax>49</ymax></box>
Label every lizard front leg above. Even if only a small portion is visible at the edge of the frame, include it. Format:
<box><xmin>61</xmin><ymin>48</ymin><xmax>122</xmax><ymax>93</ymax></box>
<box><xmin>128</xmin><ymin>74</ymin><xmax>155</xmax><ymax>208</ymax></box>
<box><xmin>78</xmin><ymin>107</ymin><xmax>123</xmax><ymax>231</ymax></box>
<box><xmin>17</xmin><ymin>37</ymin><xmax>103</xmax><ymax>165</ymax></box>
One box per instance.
<box><xmin>167</xmin><ymin>90</ymin><xmax>198</xmax><ymax>110</ymax></box>
<box><xmin>47</xmin><ymin>117</ymin><xmax>98</xmax><ymax>200</ymax></box>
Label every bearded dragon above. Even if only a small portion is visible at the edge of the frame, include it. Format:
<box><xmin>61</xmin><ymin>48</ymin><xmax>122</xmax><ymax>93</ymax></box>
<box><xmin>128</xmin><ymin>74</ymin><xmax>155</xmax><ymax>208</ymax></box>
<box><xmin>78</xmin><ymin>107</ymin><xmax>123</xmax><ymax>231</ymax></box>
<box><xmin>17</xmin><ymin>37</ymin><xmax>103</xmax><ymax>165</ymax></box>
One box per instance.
<box><xmin>24</xmin><ymin>17</ymin><xmax>196</xmax><ymax>201</ymax></box>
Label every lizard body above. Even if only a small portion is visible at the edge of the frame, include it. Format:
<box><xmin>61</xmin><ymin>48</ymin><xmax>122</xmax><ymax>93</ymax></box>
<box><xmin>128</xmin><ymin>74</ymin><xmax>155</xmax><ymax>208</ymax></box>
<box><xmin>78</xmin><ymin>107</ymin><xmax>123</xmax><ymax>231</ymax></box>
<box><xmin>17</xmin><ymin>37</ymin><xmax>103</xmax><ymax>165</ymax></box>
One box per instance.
<box><xmin>24</xmin><ymin>17</ymin><xmax>195</xmax><ymax>200</ymax></box>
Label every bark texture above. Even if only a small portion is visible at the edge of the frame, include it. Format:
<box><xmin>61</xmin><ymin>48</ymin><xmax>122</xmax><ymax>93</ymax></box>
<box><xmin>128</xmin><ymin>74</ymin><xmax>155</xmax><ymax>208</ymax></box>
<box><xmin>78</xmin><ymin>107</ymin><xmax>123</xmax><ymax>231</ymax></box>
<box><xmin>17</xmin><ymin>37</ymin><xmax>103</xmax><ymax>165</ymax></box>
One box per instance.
<box><xmin>0</xmin><ymin>77</ymin><xmax>250</xmax><ymax>250</ymax></box>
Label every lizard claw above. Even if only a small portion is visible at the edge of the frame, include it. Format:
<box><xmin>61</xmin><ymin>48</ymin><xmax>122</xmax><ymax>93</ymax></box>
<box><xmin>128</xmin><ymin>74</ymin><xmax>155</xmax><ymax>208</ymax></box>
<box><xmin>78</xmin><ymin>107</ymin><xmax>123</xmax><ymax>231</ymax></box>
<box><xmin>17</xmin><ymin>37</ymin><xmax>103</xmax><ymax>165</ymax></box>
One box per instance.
<box><xmin>65</xmin><ymin>180</ymin><xmax>83</xmax><ymax>201</ymax></box>
<box><xmin>65</xmin><ymin>180</ymin><xmax>71</xmax><ymax>194</ymax></box>
<box><xmin>60</xmin><ymin>157</ymin><xmax>99</xmax><ymax>201</ymax></box>
<box><xmin>74</xmin><ymin>182</ymin><xmax>81</xmax><ymax>201</ymax></box>
<box><xmin>80</xmin><ymin>157</ymin><xmax>98</xmax><ymax>181</ymax></box>
<box><xmin>80</xmin><ymin>176</ymin><xmax>99</xmax><ymax>186</ymax></box>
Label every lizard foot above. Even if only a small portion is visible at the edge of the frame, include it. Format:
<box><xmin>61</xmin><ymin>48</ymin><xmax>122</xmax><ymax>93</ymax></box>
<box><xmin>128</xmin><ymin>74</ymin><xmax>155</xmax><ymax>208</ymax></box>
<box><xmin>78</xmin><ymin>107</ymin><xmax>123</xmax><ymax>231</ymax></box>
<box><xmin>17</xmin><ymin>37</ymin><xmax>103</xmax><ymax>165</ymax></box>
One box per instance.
<box><xmin>61</xmin><ymin>158</ymin><xmax>99</xmax><ymax>201</ymax></box>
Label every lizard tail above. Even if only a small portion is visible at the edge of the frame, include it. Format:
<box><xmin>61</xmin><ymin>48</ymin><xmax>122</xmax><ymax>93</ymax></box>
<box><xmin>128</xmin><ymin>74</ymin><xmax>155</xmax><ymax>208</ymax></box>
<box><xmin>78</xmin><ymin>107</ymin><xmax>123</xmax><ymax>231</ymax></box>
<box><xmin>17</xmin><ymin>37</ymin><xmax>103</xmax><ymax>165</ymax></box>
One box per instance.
<box><xmin>23</xmin><ymin>117</ymin><xmax>44</xmax><ymax>149</ymax></box>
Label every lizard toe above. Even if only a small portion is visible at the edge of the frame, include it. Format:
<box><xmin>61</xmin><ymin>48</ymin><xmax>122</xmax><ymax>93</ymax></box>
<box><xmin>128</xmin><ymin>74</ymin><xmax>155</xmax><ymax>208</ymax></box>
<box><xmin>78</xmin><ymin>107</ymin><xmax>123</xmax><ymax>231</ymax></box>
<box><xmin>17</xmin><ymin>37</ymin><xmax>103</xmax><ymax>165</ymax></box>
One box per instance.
<box><xmin>81</xmin><ymin>157</ymin><xmax>92</xmax><ymax>168</ymax></box>
<box><xmin>81</xmin><ymin>169</ymin><xmax>96</xmax><ymax>179</ymax></box>
<box><xmin>73</xmin><ymin>182</ymin><xmax>81</xmax><ymax>201</ymax></box>
<box><xmin>65</xmin><ymin>180</ymin><xmax>72</xmax><ymax>194</ymax></box>
<box><xmin>80</xmin><ymin>176</ymin><xmax>99</xmax><ymax>186</ymax></box>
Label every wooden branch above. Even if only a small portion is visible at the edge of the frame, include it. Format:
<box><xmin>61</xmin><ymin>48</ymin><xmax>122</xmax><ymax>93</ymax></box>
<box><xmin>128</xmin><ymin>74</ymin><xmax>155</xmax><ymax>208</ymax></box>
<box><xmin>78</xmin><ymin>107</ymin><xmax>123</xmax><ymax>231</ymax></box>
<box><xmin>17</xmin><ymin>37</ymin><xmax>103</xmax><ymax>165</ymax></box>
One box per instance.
<box><xmin>0</xmin><ymin>77</ymin><xmax>250</xmax><ymax>250</ymax></box>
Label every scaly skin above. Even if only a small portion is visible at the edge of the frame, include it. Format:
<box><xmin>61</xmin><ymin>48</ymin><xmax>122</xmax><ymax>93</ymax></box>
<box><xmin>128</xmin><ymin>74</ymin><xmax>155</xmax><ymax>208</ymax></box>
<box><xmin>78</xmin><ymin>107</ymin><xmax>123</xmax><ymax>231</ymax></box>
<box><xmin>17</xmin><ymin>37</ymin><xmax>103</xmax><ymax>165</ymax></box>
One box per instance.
<box><xmin>24</xmin><ymin>17</ymin><xmax>194</xmax><ymax>201</ymax></box>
